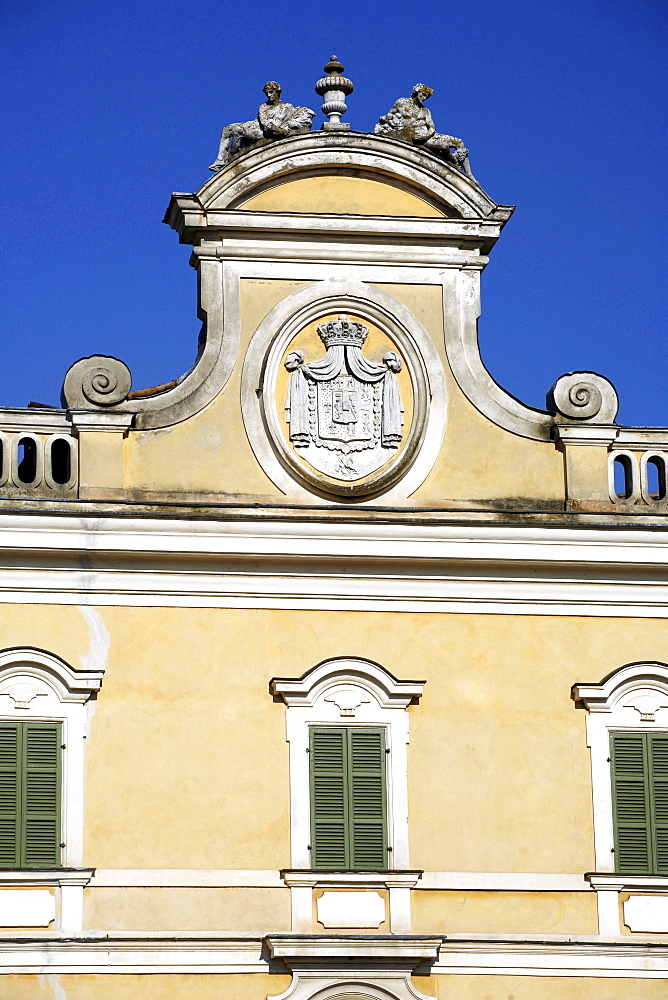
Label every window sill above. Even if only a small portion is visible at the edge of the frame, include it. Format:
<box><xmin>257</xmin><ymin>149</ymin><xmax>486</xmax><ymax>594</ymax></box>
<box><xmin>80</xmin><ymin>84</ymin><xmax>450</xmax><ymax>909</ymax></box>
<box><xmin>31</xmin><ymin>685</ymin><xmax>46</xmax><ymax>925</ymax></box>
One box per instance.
<box><xmin>281</xmin><ymin>869</ymin><xmax>422</xmax><ymax>889</ymax></box>
<box><xmin>0</xmin><ymin>868</ymin><xmax>94</xmax><ymax>887</ymax></box>
<box><xmin>0</xmin><ymin>869</ymin><xmax>93</xmax><ymax>933</ymax></box>
<box><xmin>587</xmin><ymin>873</ymin><xmax>668</xmax><ymax>892</ymax></box>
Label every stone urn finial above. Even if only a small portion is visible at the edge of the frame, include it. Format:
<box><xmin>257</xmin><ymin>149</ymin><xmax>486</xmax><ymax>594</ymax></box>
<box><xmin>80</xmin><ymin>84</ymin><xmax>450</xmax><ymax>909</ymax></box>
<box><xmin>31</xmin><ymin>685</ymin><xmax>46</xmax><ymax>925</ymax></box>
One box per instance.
<box><xmin>315</xmin><ymin>55</ymin><xmax>353</xmax><ymax>130</ymax></box>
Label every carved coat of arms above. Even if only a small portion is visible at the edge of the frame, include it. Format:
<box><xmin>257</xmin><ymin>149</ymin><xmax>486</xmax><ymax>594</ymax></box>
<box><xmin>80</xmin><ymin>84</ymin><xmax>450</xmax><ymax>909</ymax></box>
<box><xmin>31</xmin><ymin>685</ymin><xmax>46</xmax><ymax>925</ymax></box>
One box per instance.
<box><xmin>284</xmin><ymin>316</ymin><xmax>404</xmax><ymax>481</ymax></box>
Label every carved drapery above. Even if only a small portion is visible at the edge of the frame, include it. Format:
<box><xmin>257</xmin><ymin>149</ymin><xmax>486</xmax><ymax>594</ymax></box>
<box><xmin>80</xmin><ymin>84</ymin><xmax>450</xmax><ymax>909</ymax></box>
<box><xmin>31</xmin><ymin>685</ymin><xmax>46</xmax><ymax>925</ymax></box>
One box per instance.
<box><xmin>286</xmin><ymin>340</ymin><xmax>403</xmax><ymax>451</ymax></box>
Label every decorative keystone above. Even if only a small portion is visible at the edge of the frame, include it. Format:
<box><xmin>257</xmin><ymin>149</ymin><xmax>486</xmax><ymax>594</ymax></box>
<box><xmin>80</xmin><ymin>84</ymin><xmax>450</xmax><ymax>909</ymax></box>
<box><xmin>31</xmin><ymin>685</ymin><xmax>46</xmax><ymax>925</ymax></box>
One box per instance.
<box><xmin>324</xmin><ymin>686</ymin><xmax>371</xmax><ymax>717</ymax></box>
<box><xmin>315</xmin><ymin>56</ymin><xmax>353</xmax><ymax>130</ymax></box>
<box><xmin>0</xmin><ymin>681</ymin><xmax>47</xmax><ymax>710</ymax></box>
<box><xmin>624</xmin><ymin>694</ymin><xmax>668</xmax><ymax>722</ymax></box>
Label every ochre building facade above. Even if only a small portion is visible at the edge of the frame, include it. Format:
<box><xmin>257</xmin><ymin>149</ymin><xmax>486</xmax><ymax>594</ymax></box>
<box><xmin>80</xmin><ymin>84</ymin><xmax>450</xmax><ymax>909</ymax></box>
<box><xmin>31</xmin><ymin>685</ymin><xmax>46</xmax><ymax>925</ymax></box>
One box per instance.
<box><xmin>0</xmin><ymin>76</ymin><xmax>667</xmax><ymax>999</ymax></box>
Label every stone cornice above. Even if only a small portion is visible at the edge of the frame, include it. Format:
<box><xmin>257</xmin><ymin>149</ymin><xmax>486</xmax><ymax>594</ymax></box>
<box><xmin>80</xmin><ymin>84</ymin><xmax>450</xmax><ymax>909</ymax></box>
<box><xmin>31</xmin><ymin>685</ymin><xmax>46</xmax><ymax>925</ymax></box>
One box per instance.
<box><xmin>0</xmin><ymin>647</ymin><xmax>104</xmax><ymax>702</ymax></box>
<box><xmin>554</xmin><ymin>425</ymin><xmax>619</xmax><ymax>447</ymax></box>
<box><xmin>271</xmin><ymin>659</ymin><xmax>425</xmax><ymax>709</ymax></box>
<box><xmin>173</xmin><ymin>207</ymin><xmax>505</xmax><ymax>253</ymax></box>
<box><xmin>165</xmin><ymin>131</ymin><xmax>513</xmax><ymax>234</ymax></box>
<box><xmin>0</xmin><ymin>933</ymin><xmax>666</xmax><ymax>977</ymax></box>
<box><xmin>586</xmin><ymin>873</ymin><xmax>668</xmax><ymax>892</ymax></box>
<box><xmin>0</xmin><ymin>513</ymin><xmax>667</xmax><ymax>616</ymax></box>
<box><xmin>264</xmin><ymin>933</ymin><xmax>442</xmax><ymax>965</ymax></box>
<box><xmin>0</xmin><ymin>512</ymin><xmax>667</xmax><ymax>564</ymax></box>
<box><xmin>68</xmin><ymin>411</ymin><xmax>135</xmax><ymax>433</ymax></box>
<box><xmin>0</xmin><ymin>869</ymin><xmax>94</xmax><ymax>887</ymax></box>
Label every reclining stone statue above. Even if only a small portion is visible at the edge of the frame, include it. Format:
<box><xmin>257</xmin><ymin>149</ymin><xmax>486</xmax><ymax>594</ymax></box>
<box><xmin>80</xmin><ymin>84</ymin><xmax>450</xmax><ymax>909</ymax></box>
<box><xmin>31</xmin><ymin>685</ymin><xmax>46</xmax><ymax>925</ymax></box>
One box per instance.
<box><xmin>374</xmin><ymin>83</ymin><xmax>476</xmax><ymax>181</ymax></box>
<box><xmin>209</xmin><ymin>82</ymin><xmax>315</xmax><ymax>170</ymax></box>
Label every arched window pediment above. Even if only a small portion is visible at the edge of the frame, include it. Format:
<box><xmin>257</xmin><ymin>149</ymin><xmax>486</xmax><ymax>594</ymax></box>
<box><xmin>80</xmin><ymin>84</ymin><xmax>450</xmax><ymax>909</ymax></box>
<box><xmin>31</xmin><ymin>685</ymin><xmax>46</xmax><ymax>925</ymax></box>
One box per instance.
<box><xmin>573</xmin><ymin>660</ymin><xmax>668</xmax><ymax>723</ymax></box>
<box><xmin>0</xmin><ymin>646</ymin><xmax>104</xmax><ymax>708</ymax></box>
<box><xmin>271</xmin><ymin>656</ymin><xmax>425</xmax><ymax>713</ymax></box>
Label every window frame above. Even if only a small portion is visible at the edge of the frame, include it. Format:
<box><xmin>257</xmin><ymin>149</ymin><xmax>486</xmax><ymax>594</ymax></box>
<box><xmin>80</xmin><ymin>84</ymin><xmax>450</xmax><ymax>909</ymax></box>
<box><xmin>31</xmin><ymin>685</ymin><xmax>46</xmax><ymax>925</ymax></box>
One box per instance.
<box><xmin>0</xmin><ymin>646</ymin><xmax>104</xmax><ymax>870</ymax></box>
<box><xmin>309</xmin><ymin>723</ymin><xmax>389</xmax><ymax>871</ymax></box>
<box><xmin>573</xmin><ymin>661</ymin><xmax>668</xmax><ymax>873</ymax></box>
<box><xmin>271</xmin><ymin>657</ymin><xmax>425</xmax><ymax>871</ymax></box>
<box><xmin>0</xmin><ymin>719</ymin><xmax>63</xmax><ymax>868</ymax></box>
<box><xmin>609</xmin><ymin>729</ymin><xmax>668</xmax><ymax>875</ymax></box>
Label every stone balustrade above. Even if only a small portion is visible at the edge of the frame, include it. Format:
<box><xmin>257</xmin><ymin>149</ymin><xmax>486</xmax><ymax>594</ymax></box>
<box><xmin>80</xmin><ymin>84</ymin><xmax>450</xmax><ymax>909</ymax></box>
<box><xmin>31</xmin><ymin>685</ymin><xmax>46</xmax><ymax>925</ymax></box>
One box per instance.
<box><xmin>0</xmin><ymin>418</ymin><xmax>77</xmax><ymax>496</ymax></box>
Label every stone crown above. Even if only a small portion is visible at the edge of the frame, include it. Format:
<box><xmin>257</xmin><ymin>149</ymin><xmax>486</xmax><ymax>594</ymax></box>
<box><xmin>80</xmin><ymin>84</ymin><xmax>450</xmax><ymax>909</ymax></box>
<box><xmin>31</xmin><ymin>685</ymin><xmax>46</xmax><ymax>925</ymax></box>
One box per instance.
<box><xmin>317</xmin><ymin>315</ymin><xmax>368</xmax><ymax>348</ymax></box>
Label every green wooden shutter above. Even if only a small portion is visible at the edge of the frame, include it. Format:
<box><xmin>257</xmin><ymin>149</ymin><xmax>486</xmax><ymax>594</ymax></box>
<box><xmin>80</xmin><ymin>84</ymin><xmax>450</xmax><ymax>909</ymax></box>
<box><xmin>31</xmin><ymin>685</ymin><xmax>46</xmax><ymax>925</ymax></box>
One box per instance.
<box><xmin>0</xmin><ymin>722</ymin><xmax>61</xmax><ymax>868</ymax></box>
<box><xmin>649</xmin><ymin>733</ymin><xmax>668</xmax><ymax>874</ymax></box>
<box><xmin>22</xmin><ymin>724</ymin><xmax>61</xmax><ymax>866</ymax></box>
<box><xmin>611</xmin><ymin>731</ymin><xmax>668</xmax><ymax>875</ymax></box>
<box><xmin>0</xmin><ymin>724</ymin><xmax>20</xmax><ymax>866</ymax></box>
<box><xmin>310</xmin><ymin>726</ymin><xmax>387</xmax><ymax>870</ymax></box>
<box><xmin>348</xmin><ymin>728</ymin><xmax>387</xmax><ymax>869</ymax></box>
<box><xmin>310</xmin><ymin>727</ymin><xmax>348</xmax><ymax>868</ymax></box>
<box><xmin>611</xmin><ymin>732</ymin><xmax>651</xmax><ymax>872</ymax></box>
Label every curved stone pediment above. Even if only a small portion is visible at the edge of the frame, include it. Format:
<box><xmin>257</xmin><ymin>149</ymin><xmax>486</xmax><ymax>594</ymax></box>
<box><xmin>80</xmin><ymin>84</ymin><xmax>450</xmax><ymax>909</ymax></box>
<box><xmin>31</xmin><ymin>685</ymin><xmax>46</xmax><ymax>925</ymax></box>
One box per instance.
<box><xmin>50</xmin><ymin>122</ymin><xmax>630</xmax><ymax>510</ymax></box>
<box><xmin>172</xmin><ymin>131</ymin><xmax>514</xmax><ymax>226</ymax></box>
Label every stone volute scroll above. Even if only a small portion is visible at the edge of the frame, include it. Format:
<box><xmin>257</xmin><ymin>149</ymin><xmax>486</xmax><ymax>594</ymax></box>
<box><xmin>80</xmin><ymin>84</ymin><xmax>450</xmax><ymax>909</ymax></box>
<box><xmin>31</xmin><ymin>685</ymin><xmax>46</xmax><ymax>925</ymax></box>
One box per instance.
<box><xmin>209</xmin><ymin>81</ymin><xmax>316</xmax><ymax>170</ymax></box>
<box><xmin>546</xmin><ymin>371</ymin><xmax>619</xmax><ymax>423</ymax></box>
<box><xmin>62</xmin><ymin>355</ymin><xmax>132</xmax><ymax>407</ymax></box>
<box><xmin>375</xmin><ymin>83</ymin><xmax>476</xmax><ymax>181</ymax></box>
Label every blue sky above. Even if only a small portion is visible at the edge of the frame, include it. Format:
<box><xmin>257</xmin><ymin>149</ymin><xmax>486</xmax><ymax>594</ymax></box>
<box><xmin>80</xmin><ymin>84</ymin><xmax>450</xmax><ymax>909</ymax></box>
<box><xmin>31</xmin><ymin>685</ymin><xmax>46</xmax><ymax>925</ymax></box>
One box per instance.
<box><xmin>1</xmin><ymin>0</ymin><xmax>666</xmax><ymax>425</ymax></box>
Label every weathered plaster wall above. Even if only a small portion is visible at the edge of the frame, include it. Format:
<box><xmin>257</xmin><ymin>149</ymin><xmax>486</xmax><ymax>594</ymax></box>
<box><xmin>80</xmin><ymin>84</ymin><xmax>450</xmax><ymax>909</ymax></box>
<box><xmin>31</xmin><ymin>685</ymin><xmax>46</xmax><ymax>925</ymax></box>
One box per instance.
<box><xmin>118</xmin><ymin>275</ymin><xmax>565</xmax><ymax>505</ymax></box>
<box><xmin>375</xmin><ymin>282</ymin><xmax>564</xmax><ymax>505</ymax></box>
<box><xmin>421</xmin><ymin>975</ymin><xmax>668</xmax><ymax>1000</ymax></box>
<box><xmin>2</xmin><ymin>604</ymin><xmax>668</xmax><ymax>876</ymax></box>
<box><xmin>237</xmin><ymin>175</ymin><xmax>448</xmax><ymax>217</ymax></box>
<box><xmin>84</xmin><ymin>887</ymin><xmax>291</xmax><ymax>932</ymax></box>
<box><xmin>412</xmin><ymin>890</ymin><xmax>597</xmax><ymax>935</ymax></box>
<box><xmin>0</xmin><ymin>973</ymin><xmax>292</xmax><ymax>1000</ymax></box>
<box><xmin>81</xmin><ymin>605</ymin><xmax>291</xmax><ymax>869</ymax></box>
<box><xmin>1</xmin><ymin>600</ymin><xmax>666</xmax><ymax>976</ymax></box>
<box><xmin>121</xmin><ymin>279</ymin><xmax>312</xmax><ymax>498</ymax></box>
<box><xmin>2</xmin><ymin>972</ymin><xmax>665</xmax><ymax>1000</ymax></box>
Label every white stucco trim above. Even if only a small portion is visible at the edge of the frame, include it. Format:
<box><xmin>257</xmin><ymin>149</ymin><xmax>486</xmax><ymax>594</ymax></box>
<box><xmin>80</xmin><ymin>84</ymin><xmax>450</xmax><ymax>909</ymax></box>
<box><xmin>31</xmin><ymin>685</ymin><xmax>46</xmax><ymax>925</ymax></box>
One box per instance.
<box><xmin>191</xmin><ymin>131</ymin><xmax>507</xmax><ymax>220</ymax></box>
<box><xmin>266</xmin><ymin>934</ymin><xmax>439</xmax><ymax>1000</ymax></box>
<box><xmin>432</xmin><ymin>936</ymin><xmax>668</xmax><ymax>977</ymax></box>
<box><xmin>271</xmin><ymin>658</ymin><xmax>424</xmax><ymax>878</ymax></box>
<box><xmin>0</xmin><ymin>934</ymin><xmax>666</xmax><ymax>977</ymax></box>
<box><xmin>133</xmin><ymin>253</ymin><xmax>553</xmax><ymax>442</ymax></box>
<box><xmin>0</xmin><ymin>870</ymin><xmax>93</xmax><ymax>935</ymax></box>
<box><xmin>0</xmin><ymin>647</ymin><xmax>104</xmax><ymax>886</ymax></box>
<box><xmin>10</xmin><ymin>432</ymin><xmax>43</xmax><ymax>488</ymax></box>
<box><xmin>192</xmin><ymin>214</ymin><xmax>500</xmax><ymax>250</ymax></box>
<box><xmin>1</xmin><ymin>514</ymin><xmax>668</xmax><ymax>616</ymax></box>
<box><xmin>43</xmin><ymin>434</ymin><xmax>78</xmax><ymax>492</ymax></box>
<box><xmin>574</xmin><ymin>663</ymin><xmax>668</xmax><ymax>934</ymax></box>
<box><xmin>120</xmin><ymin>258</ymin><xmax>458</xmax><ymax>432</ymax></box>
<box><xmin>640</xmin><ymin>451</ymin><xmax>668</xmax><ymax>505</ymax></box>
<box><xmin>574</xmin><ymin>661</ymin><xmax>668</xmax><ymax>873</ymax></box>
<box><xmin>608</xmin><ymin>450</ymin><xmax>640</xmax><ymax>504</ymax></box>
<box><xmin>587</xmin><ymin>874</ymin><xmax>668</xmax><ymax>935</ymax></box>
<box><xmin>417</xmin><ymin>871</ymin><xmax>588</xmax><ymax>890</ymax></box>
<box><xmin>588</xmin><ymin>874</ymin><xmax>668</xmax><ymax>891</ymax></box>
<box><xmin>240</xmin><ymin>279</ymin><xmax>446</xmax><ymax>501</ymax></box>
<box><xmin>70</xmin><ymin>868</ymin><xmax>587</xmax><ymax>890</ymax></box>
<box><xmin>442</xmin><ymin>269</ymin><xmax>552</xmax><ymax>440</ymax></box>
